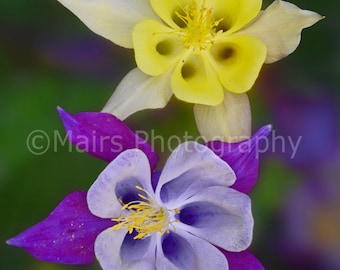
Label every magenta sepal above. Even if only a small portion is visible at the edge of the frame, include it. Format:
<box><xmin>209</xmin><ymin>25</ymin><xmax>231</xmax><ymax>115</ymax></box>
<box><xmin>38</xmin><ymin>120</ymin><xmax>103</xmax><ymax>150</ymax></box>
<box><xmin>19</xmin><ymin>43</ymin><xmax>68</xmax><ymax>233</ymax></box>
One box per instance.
<box><xmin>58</xmin><ymin>107</ymin><xmax>158</xmax><ymax>170</ymax></box>
<box><xmin>206</xmin><ymin>125</ymin><xmax>272</xmax><ymax>194</ymax></box>
<box><xmin>7</xmin><ymin>191</ymin><xmax>114</xmax><ymax>264</ymax></box>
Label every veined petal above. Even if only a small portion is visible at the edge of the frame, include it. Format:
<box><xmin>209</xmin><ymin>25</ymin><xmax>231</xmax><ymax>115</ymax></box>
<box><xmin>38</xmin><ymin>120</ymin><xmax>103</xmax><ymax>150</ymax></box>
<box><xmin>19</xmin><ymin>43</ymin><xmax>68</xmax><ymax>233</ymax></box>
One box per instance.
<box><xmin>102</xmin><ymin>68</ymin><xmax>172</xmax><ymax>120</ymax></box>
<box><xmin>120</xmin><ymin>232</ymin><xmax>155</xmax><ymax>265</ymax></box>
<box><xmin>95</xmin><ymin>229</ymin><xmax>126</xmax><ymax>270</ymax></box>
<box><xmin>58</xmin><ymin>107</ymin><xmax>158</xmax><ymax>169</ymax></box>
<box><xmin>57</xmin><ymin>0</ymin><xmax>159</xmax><ymax>48</ymax></box>
<box><xmin>176</xmin><ymin>230</ymin><xmax>229</xmax><ymax>269</ymax></box>
<box><xmin>155</xmin><ymin>142</ymin><xmax>236</xmax><ymax>208</ymax></box>
<box><xmin>209</xmin><ymin>35</ymin><xmax>266</xmax><ymax>93</ymax></box>
<box><xmin>171</xmin><ymin>52</ymin><xmax>223</xmax><ymax>105</ymax></box>
<box><xmin>157</xmin><ymin>232</ymin><xmax>195</xmax><ymax>270</ymax></box>
<box><xmin>207</xmin><ymin>125</ymin><xmax>272</xmax><ymax>194</ymax></box>
<box><xmin>238</xmin><ymin>0</ymin><xmax>324</xmax><ymax>63</ymax></box>
<box><xmin>194</xmin><ymin>92</ymin><xmax>251</xmax><ymax>142</ymax></box>
<box><xmin>7</xmin><ymin>191</ymin><xmax>113</xmax><ymax>264</ymax></box>
<box><xmin>157</xmin><ymin>230</ymin><xmax>229</xmax><ymax>270</ymax></box>
<box><xmin>87</xmin><ymin>149</ymin><xmax>153</xmax><ymax>219</ymax></box>
<box><xmin>177</xmin><ymin>186</ymin><xmax>253</xmax><ymax>252</ymax></box>
<box><xmin>205</xmin><ymin>0</ymin><xmax>262</xmax><ymax>34</ymax></box>
<box><xmin>133</xmin><ymin>20</ymin><xmax>185</xmax><ymax>76</ymax></box>
<box><xmin>95</xmin><ymin>229</ymin><xmax>156</xmax><ymax>270</ymax></box>
<box><xmin>221</xmin><ymin>250</ymin><xmax>265</xmax><ymax>270</ymax></box>
<box><xmin>150</xmin><ymin>0</ymin><xmax>194</xmax><ymax>29</ymax></box>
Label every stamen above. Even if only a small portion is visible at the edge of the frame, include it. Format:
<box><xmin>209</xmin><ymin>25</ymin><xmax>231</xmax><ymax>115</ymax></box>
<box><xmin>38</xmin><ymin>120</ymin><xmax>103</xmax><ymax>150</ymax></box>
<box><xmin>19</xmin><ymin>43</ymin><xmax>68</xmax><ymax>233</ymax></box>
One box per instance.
<box><xmin>175</xmin><ymin>2</ymin><xmax>223</xmax><ymax>52</ymax></box>
<box><xmin>111</xmin><ymin>186</ymin><xmax>180</xmax><ymax>239</ymax></box>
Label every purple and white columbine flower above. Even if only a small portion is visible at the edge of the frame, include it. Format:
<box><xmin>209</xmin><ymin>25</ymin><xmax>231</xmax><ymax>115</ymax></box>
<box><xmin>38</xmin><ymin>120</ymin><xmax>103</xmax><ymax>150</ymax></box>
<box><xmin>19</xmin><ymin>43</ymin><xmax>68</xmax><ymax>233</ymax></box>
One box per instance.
<box><xmin>88</xmin><ymin>142</ymin><xmax>252</xmax><ymax>269</ymax></box>
<box><xmin>7</xmin><ymin>108</ymin><xmax>270</xmax><ymax>270</ymax></box>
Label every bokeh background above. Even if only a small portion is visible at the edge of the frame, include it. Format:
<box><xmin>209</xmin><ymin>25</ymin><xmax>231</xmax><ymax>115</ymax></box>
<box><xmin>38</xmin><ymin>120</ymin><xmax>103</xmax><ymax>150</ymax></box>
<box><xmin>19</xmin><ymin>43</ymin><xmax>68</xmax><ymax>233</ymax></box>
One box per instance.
<box><xmin>1</xmin><ymin>0</ymin><xmax>339</xmax><ymax>269</ymax></box>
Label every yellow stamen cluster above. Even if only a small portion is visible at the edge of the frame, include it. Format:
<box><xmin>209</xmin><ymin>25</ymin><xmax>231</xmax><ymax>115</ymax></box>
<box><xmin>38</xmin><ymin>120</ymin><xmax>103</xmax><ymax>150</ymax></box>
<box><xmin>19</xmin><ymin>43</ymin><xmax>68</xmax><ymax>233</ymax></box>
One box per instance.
<box><xmin>111</xmin><ymin>186</ymin><xmax>180</xmax><ymax>239</ymax></box>
<box><xmin>176</xmin><ymin>2</ymin><xmax>223</xmax><ymax>52</ymax></box>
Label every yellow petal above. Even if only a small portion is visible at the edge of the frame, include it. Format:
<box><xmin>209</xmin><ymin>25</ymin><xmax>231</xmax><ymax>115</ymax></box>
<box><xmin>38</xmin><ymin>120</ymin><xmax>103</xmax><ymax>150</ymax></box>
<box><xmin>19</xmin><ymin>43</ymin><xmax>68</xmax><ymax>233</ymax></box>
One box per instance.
<box><xmin>171</xmin><ymin>52</ymin><xmax>223</xmax><ymax>106</ymax></box>
<box><xmin>57</xmin><ymin>0</ymin><xmax>159</xmax><ymax>48</ymax></box>
<box><xmin>194</xmin><ymin>91</ymin><xmax>251</xmax><ymax>142</ymax></box>
<box><xmin>238</xmin><ymin>0</ymin><xmax>324</xmax><ymax>63</ymax></box>
<box><xmin>205</xmin><ymin>0</ymin><xmax>262</xmax><ymax>33</ymax></box>
<box><xmin>102</xmin><ymin>68</ymin><xmax>172</xmax><ymax>120</ymax></box>
<box><xmin>133</xmin><ymin>20</ymin><xmax>185</xmax><ymax>76</ymax></box>
<box><xmin>208</xmin><ymin>35</ymin><xmax>266</xmax><ymax>94</ymax></box>
<box><xmin>150</xmin><ymin>0</ymin><xmax>196</xmax><ymax>29</ymax></box>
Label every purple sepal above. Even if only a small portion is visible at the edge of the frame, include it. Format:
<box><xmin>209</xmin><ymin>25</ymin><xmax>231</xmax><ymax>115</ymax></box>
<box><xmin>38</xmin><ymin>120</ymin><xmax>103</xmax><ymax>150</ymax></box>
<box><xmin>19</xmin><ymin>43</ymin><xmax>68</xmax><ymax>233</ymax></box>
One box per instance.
<box><xmin>151</xmin><ymin>170</ymin><xmax>161</xmax><ymax>191</ymax></box>
<box><xmin>222</xmin><ymin>250</ymin><xmax>265</xmax><ymax>270</ymax></box>
<box><xmin>7</xmin><ymin>191</ymin><xmax>113</xmax><ymax>264</ymax></box>
<box><xmin>57</xmin><ymin>107</ymin><xmax>158</xmax><ymax>169</ymax></box>
<box><xmin>207</xmin><ymin>125</ymin><xmax>271</xmax><ymax>194</ymax></box>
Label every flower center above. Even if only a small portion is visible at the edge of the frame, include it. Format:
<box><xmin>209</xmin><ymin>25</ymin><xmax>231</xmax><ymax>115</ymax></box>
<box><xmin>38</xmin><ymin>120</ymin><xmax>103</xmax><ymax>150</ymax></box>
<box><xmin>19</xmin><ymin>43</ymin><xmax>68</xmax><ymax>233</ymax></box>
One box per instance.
<box><xmin>176</xmin><ymin>2</ymin><xmax>222</xmax><ymax>52</ymax></box>
<box><xmin>111</xmin><ymin>186</ymin><xmax>179</xmax><ymax>239</ymax></box>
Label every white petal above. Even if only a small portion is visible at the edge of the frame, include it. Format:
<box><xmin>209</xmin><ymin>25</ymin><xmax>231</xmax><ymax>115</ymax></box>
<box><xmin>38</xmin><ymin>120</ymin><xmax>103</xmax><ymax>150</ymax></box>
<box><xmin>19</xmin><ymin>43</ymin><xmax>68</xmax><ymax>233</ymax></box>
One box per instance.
<box><xmin>87</xmin><ymin>149</ymin><xmax>152</xmax><ymax>218</ymax></box>
<box><xmin>238</xmin><ymin>0</ymin><xmax>324</xmax><ymax>63</ymax></box>
<box><xmin>95</xmin><ymin>229</ymin><xmax>126</xmax><ymax>270</ymax></box>
<box><xmin>155</xmin><ymin>233</ymin><xmax>189</xmax><ymax>270</ymax></box>
<box><xmin>156</xmin><ymin>230</ymin><xmax>229</xmax><ymax>270</ymax></box>
<box><xmin>57</xmin><ymin>0</ymin><xmax>159</xmax><ymax>48</ymax></box>
<box><xmin>102</xmin><ymin>68</ymin><xmax>173</xmax><ymax>120</ymax></box>
<box><xmin>155</xmin><ymin>142</ymin><xmax>236</xmax><ymax>208</ymax></box>
<box><xmin>177</xmin><ymin>186</ymin><xmax>253</xmax><ymax>252</ymax></box>
<box><xmin>95</xmin><ymin>228</ymin><xmax>156</xmax><ymax>270</ymax></box>
<box><xmin>194</xmin><ymin>91</ymin><xmax>251</xmax><ymax>142</ymax></box>
<box><xmin>177</xmin><ymin>230</ymin><xmax>229</xmax><ymax>270</ymax></box>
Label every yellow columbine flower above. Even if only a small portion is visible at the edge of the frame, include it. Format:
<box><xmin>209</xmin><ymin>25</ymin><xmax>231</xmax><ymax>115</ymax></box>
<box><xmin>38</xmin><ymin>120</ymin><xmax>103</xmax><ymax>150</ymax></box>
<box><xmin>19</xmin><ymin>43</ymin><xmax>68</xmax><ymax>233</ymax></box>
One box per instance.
<box><xmin>57</xmin><ymin>0</ymin><xmax>322</xmax><ymax>141</ymax></box>
<box><xmin>132</xmin><ymin>0</ymin><xmax>267</xmax><ymax>106</ymax></box>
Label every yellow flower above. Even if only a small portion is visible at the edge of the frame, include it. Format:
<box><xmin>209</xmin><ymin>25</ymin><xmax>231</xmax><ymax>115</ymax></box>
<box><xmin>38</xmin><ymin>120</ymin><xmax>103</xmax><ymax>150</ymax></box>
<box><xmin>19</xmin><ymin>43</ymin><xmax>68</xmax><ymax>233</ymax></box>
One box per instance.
<box><xmin>132</xmin><ymin>0</ymin><xmax>267</xmax><ymax>106</ymax></box>
<box><xmin>57</xmin><ymin>0</ymin><xmax>322</xmax><ymax>141</ymax></box>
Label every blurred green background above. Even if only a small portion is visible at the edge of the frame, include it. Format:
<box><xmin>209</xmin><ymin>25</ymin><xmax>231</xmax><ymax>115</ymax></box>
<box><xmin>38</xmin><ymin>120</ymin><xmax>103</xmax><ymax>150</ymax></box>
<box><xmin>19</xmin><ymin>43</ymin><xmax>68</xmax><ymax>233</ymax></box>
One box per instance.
<box><xmin>1</xmin><ymin>0</ymin><xmax>339</xmax><ymax>269</ymax></box>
